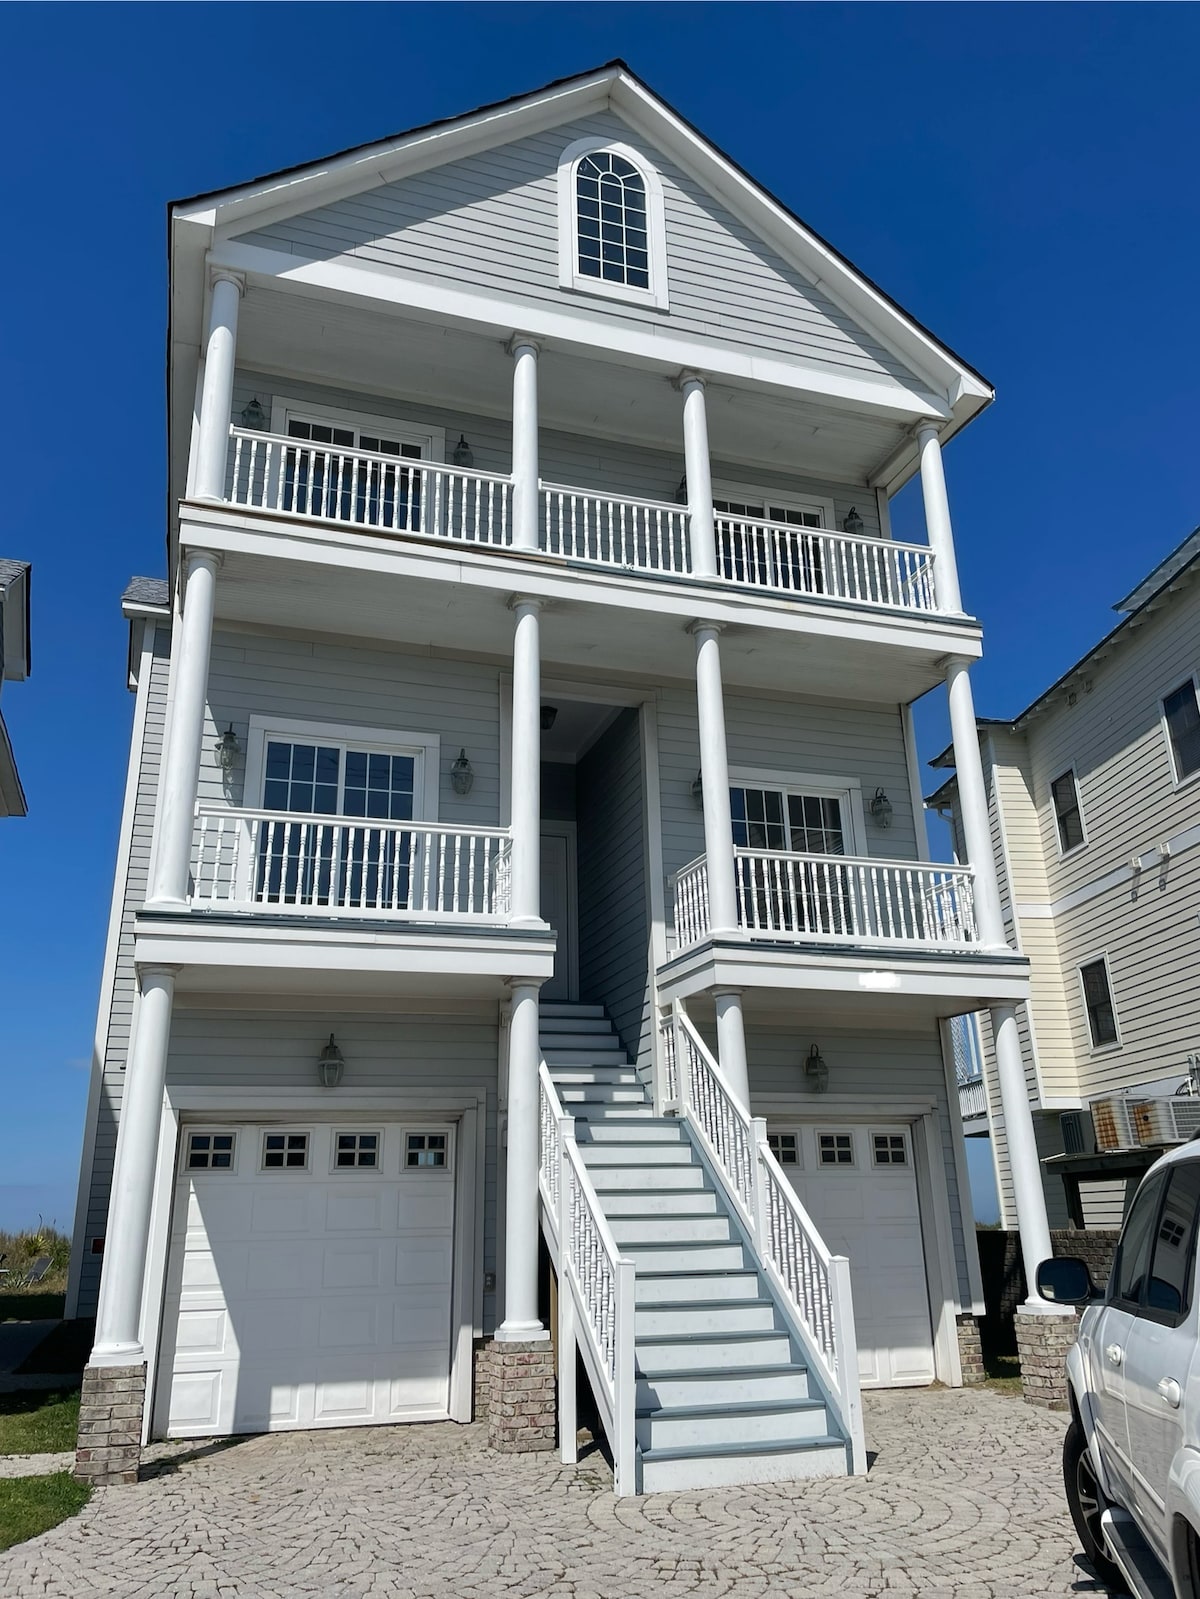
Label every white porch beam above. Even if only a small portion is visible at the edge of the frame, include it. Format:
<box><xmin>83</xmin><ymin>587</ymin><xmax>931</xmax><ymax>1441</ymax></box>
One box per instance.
<box><xmin>193</xmin><ymin>271</ymin><xmax>243</xmax><ymax>502</ymax></box>
<box><xmin>509</xmin><ymin>336</ymin><xmax>540</xmax><ymax>551</ymax></box>
<box><xmin>497</xmin><ymin>979</ymin><xmax>548</xmax><ymax>1342</ymax></box>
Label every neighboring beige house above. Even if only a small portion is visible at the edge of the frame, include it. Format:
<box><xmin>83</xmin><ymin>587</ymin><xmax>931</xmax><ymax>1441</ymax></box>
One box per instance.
<box><xmin>0</xmin><ymin>559</ymin><xmax>31</xmax><ymax>817</ymax></box>
<box><xmin>930</xmin><ymin>527</ymin><xmax>1200</xmax><ymax>1230</ymax></box>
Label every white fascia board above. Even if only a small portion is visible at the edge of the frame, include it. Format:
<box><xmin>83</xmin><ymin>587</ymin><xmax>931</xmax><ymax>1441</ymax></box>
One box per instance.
<box><xmin>209</xmin><ymin>239</ymin><xmax>949</xmax><ymax>423</ymax></box>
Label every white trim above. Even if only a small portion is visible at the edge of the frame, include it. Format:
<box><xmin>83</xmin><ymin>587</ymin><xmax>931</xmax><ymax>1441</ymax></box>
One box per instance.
<box><xmin>1049</xmin><ymin>761</ymin><xmax>1089</xmax><ymax>859</ymax></box>
<box><xmin>1014</xmin><ymin>815</ymin><xmax>1200</xmax><ymax>921</ymax></box>
<box><xmin>712</xmin><ymin>477</ymin><xmax>836</xmax><ymax>530</ymax></box>
<box><xmin>901</xmin><ymin>704</ymin><xmax>930</xmax><ymax>862</ymax></box>
<box><xmin>874</xmin><ymin>487</ymin><xmax>893</xmax><ymax>541</ymax></box>
<box><xmin>243</xmin><ymin>714</ymin><xmax>440</xmax><ymax>823</ymax></box>
<box><xmin>556</xmin><ymin>135</ymin><xmax>669</xmax><ymax>311</ymax></box>
<box><xmin>1160</xmin><ymin>670</ymin><xmax>1200</xmax><ymax>789</ymax></box>
<box><xmin>727</xmin><ymin>764</ymin><xmax>866</xmax><ymax>856</ymax></box>
<box><xmin>1077</xmin><ymin>950</ymin><xmax>1123</xmax><ymax>1054</ymax></box>
<box><xmin>539</xmin><ymin>820</ymin><xmax>579</xmax><ymax>1003</ymax></box>
<box><xmin>938</xmin><ymin>1017</ymin><xmax>985</xmax><ymax>1315</ymax></box>
<box><xmin>267</xmin><ymin>394</ymin><xmax>446</xmax><ymax>463</ymax></box>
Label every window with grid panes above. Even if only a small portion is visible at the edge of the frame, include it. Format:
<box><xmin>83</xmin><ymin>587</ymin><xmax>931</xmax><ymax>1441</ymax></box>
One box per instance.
<box><xmin>730</xmin><ymin>785</ymin><xmax>852</xmax><ymax>936</ymax></box>
<box><xmin>283</xmin><ymin>417</ymin><xmax>423</xmax><ymax>530</ymax></box>
<box><xmin>872</xmin><ymin>1133</ymin><xmax>908</xmax><ymax>1167</ymax></box>
<box><xmin>334</xmin><ymin>1132</ymin><xmax>379</xmax><ymax>1170</ymax></box>
<box><xmin>767</xmin><ymin>1132</ymin><xmax>799</xmax><ymax>1166</ymax></box>
<box><xmin>187</xmin><ymin>1132</ymin><xmax>235</xmax><ymax>1170</ymax></box>
<box><xmin>713</xmin><ymin>496</ymin><xmax>825</xmax><ymax>592</ymax></box>
<box><xmin>1080</xmin><ymin>959</ymin><xmax>1119</xmax><ymax>1047</ymax></box>
<box><xmin>575</xmin><ymin>152</ymin><xmax>650</xmax><ymax>289</ymax></box>
<box><xmin>818</xmin><ymin>1132</ymin><xmax>855</xmax><ymax>1167</ymax></box>
<box><xmin>1050</xmin><ymin>770</ymin><xmax>1085</xmax><ymax>852</ymax></box>
<box><xmin>263</xmin><ymin>1132</ymin><xmax>309</xmax><ymax>1170</ymax></box>
<box><xmin>406</xmin><ymin>1132</ymin><xmax>448</xmax><ymax>1169</ymax></box>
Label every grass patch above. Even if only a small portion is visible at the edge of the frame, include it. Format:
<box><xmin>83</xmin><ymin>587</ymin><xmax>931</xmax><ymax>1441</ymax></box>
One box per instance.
<box><xmin>0</xmin><ymin>1391</ymin><xmax>80</xmax><ymax>1456</ymax></box>
<box><xmin>0</xmin><ymin>1293</ymin><xmax>65</xmax><ymax>1324</ymax></box>
<box><xmin>0</xmin><ymin>1473</ymin><xmax>89</xmax><ymax>1552</ymax></box>
<box><xmin>983</xmin><ymin>1350</ymin><xmax>1024</xmax><ymax>1397</ymax></box>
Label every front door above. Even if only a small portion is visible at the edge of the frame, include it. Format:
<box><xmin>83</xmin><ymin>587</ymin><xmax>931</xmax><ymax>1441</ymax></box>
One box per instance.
<box><xmin>539</xmin><ymin>830</ymin><xmax>577</xmax><ymax>1002</ymax></box>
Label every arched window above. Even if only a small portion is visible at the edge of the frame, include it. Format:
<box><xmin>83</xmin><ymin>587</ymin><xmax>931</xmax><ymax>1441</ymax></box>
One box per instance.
<box><xmin>557</xmin><ymin>139</ymin><xmax>668</xmax><ymax>308</ymax></box>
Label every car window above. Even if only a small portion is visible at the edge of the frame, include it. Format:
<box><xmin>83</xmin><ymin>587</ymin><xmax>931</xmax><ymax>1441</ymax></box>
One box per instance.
<box><xmin>1111</xmin><ymin>1172</ymin><xmax>1167</xmax><ymax>1308</ymax></box>
<box><xmin>1145</xmin><ymin>1163</ymin><xmax>1200</xmax><ymax>1320</ymax></box>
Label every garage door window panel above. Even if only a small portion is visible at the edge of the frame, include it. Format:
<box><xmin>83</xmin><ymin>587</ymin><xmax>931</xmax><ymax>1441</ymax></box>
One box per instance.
<box><xmin>767</xmin><ymin>1132</ymin><xmax>800</xmax><ymax>1167</ymax></box>
<box><xmin>817</xmin><ymin>1130</ymin><xmax>856</xmax><ymax>1168</ymax></box>
<box><xmin>872</xmin><ymin>1132</ymin><xmax>909</xmax><ymax>1167</ymax></box>
<box><xmin>262</xmin><ymin>1132</ymin><xmax>310</xmax><ymax>1171</ymax></box>
<box><xmin>186</xmin><ymin>1132</ymin><xmax>236</xmax><ymax>1171</ymax></box>
<box><xmin>334</xmin><ymin>1132</ymin><xmax>381</xmax><ymax>1171</ymax></box>
<box><xmin>406</xmin><ymin>1132</ymin><xmax>450</xmax><ymax>1170</ymax></box>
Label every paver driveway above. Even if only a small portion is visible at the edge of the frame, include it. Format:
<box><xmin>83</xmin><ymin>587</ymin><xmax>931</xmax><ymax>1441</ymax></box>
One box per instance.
<box><xmin>0</xmin><ymin>1388</ymin><xmax>1103</xmax><ymax>1599</ymax></box>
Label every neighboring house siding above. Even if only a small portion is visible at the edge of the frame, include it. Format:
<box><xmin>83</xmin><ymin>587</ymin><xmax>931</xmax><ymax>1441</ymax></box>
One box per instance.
<box><xmin>77</xmin><ymin>626</ymin><xmax>172</xmax><ymax>1316</ymax></box>
<box><xmin>165</xmin><ymin>1009</ymin><xmax>501</xmax><ymax>1333</ymax></box>
<box><xmin>233</xmin><ymin>110</ymin><xmax>926</xmax><ymax>392</ymax></box>
<box><xmin>577</xmin><ymin>708</ymin><xmax>652</xmax><ymax>1076</ymax></box>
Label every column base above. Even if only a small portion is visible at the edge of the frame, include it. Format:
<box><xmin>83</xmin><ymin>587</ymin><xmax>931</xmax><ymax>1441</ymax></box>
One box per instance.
<box><xmin>1015</xmin><ymin>1305</ymin><xmax>1078</xmax><ymax>1410</ymax></box>
<box><xmin>479</xmin><ymin>1339</ymin><xmax>556</xmax><ymax>1453</ymax></box>
<box><xmin>955</xmin><ymin>1314</ymin><xmax>986</xmax><ymax>1386</ymax></box>
<box><xmin>75</xmin><ymin>1361</ymin><xmax>147</xmax><ymax>1486</ymax></box>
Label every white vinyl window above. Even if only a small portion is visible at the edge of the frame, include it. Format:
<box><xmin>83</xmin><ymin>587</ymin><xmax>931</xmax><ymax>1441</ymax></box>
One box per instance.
<box><xmin>557</xmin><ymin>138</ymin><xmax>668</xmax><ymax>309</ymax></box>
<box><xmin>817</xmin><ymin>1130</ymin><xmax>856</xmax><ymax>1168</ymax></box>
<box><xmin>1162</xmin><ymin>678</ymin><xmax>1200</xmax><ymax>783</ymax></box>
<box><xmin>405</xmin><ymin>1131</ymin><xmax>449</xmax><ymax>1170</ymax></box>
<box><xmin>767</xmin><ymin>1131</ymin><xmax>800</xmax><ymax>1166</ymax></box>
<box><xmin>871</xmin><ymin>1131</ymin><xmax>910</xmax><ymax>1167</ymax></box>
<box><xmin>262</xmin><ymin>1132</ymin><xmax>310</xmax><ymax>1171</ymax></box>
<box><xmin>1050</xmin><ymin>767</ymin><xmax>1086</xmax><ymax>855</ymax></box>
<box><xmin>1079</xmin><ymin>957</ymin><xmax>1120</xmax><ymax>1049</ymax></box>
<box><xmin>186</xmin><ymin>1131</ymin><xmax>235</xmax><ymax>1171</ymax></box>
<box><xmin>333</xmin><ymin>1132</ymin><xmax>380</xmax><ymax>1170</ymax></box>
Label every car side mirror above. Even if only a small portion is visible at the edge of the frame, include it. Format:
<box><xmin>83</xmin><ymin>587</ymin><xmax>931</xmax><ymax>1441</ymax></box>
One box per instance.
<box><xmin>1036</xmin><ymin>1256</ymin><xmax>1098</xmax><ymax>1306</ymax></box>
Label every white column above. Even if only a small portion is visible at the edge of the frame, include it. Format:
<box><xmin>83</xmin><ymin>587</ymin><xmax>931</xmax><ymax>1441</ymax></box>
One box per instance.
<box><xmin>690</xmin><ymin>621</ymin><xmax>738</xmax><ymax>935</ymax></box>
<box><xmin>90</xmin><ymin>965</ymin><xmax>177</xmax><ymax>1365</ymax></box>
<box><xmin>193</xmin><ymin>272</ymin><xmax>243</xmax><ymax>503</ymax></box>
<box><xmin>508</xmin><ymin>596</ymin><xmax>543</xmax><ymax>926</ymax></box>
<box><xmin>945</xmin><ymin>657</ymin><xmax>1006</xmax><ymax>949</ymax></box>
<box><xmin>714</xmin><ymin>988</ymin><xmax>751</xmax><ymax>1110</ymax></box>
<box><xmin>510</xmin><ymin>337</ymin><xmax>541</xmax><ymax>551</ymax></box>
<box><xmin>992</xmin><ymin>1002</ymin><xmax>1054</xmax><ymax>1306</ymax></box>
<box><xmin>916</xmin><ymin>424</ymin><xmax>963</xmax><ymax>614</ymax></box>
<box><xmin>146</xmin><ymin>549</ymin><xmax>221</xmax><ymax>910</ymax></box>
<box><xmin>679</xmin><ymin>372</ymin><xmax>717</xmax><ymax>579</ymax></box>
<box><xmin>498</xmin><ymin>980</ymin><xmax>548</xmax><ymax>1341</ymax></box>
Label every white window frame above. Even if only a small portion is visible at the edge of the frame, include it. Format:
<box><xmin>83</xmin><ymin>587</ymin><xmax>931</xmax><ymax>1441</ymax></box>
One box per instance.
<box><xmin>182</xmin><ymin>1129</ymin><xmax>238</xmax><ymax>1173</ymax></box>
<box><xmin>815</xmin><ymin>1128</ymin><xmax>858</xmax><ymax>1168</ymax></box>
<box><xmin>728</xmin><ymin>765</ymin><xmax>866</xmax><ymax>856</ymax></box>
<box><xmin>268</xmin><ymin>396</ymin><xmax>446</xmax><ymax>464</ymax></box>
<box><xmin>329</xmin><ymin>1129</ymin><xmax>383</xmax><ymax>1173</ymax></box>
<box><xmin>1049</xmin><ymin>762</ymin><xmax>1088</xmax><ymax>859</ymax></box>
<box><xmin>259</xmin><ymin>1128</ymin><xmax>312</xmax><ymax>1173</ymax></box>
<box><xmin>712</xmin><ymin>478</ymin><xmax>836</xmax><ymax>532</ymax></box>
<box><xmin>403</xmin><ymin>1126</ymin><xmax>455</xmax><ymax>1174</ymax></box>
<box><xmin>556</xmin><ymin>137</ymin><xmax>669</xmax><ymax>311</ymax></box>
<box><xmin>1160</xmin><ymin>672</ymin><xmax>1200</xmax><ymax>789</ymax></box>
<box><xmin>869</xmin><ymin>1127</ymin><xmax>912</xmax><ymax>1168</ymax></box>
<box><xmin>244</xmin><ymin>716</ymin><xmax>441</xmax><ymax>823</ymax></box>
<box><xmin>1077</xmin><ymin>952</ymin><xmax>1122</xmax><ymax>1053</ymax></box>
<box><xmin>766</xmin><ymin>1128</ymin><xmax>803</xmax><ymax>1168</ymax></box>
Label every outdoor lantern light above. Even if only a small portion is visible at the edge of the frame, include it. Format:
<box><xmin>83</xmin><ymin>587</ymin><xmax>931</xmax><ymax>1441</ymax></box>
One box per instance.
<box><xmin>870</xmin><ymin>786</ymin><xmax>894</xmax><ymax>828</ymax></box>
<box><xmin>804</xmin><ymin>1044</ymin><xmax>829</xmax><ymax>1094</ymax></box>
<box><xmin>540</xmin><ymin>705</ymin><xmax>558</xmax><ymax>732</ymax></box>
<box><xmin>843</xmin><ymin>507</ymin><xmax>865</xmax><ymax>538</ymax></box>
<box><xmin>215</xmin><ymin>725</ymin><xmax>241</xmax><ymax>774</ymax></box>
<box><xmin>240</xmin><ymin>396</ymin><xmax>266</xmax><ymax>429</ymax></box>
<box><xmin>451</xmin><ymin>435</ymin><xmax>474</xmax><ymax>468</ymax></box>
<box><xmin>318</xmin><ymin>1034</ymin><xmax>345</xmax><ymax>1089</ymax></box>
<box><xmin>691</xmin><ymin>770</ymin><xmax>705</xmax><ymax>808</ymax></box>
<box><xmin>450</xmin><ymin>748</ymin><xmax>475</xmax><ymax>796</ymax></box>
<box><xmin>674</xmin><ymin>475</ymin><xmax>689</xmax><ymax>505</ymax></box>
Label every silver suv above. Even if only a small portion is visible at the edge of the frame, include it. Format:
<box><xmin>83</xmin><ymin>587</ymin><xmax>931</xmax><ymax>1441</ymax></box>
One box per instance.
<box><xmin>1039</xmin><ymin>1143</ymin><xmax>1200</xmax><ymax>1598</ymax></box>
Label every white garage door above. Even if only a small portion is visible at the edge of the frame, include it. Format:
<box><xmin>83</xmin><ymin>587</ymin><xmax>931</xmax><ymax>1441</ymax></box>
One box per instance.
<box><xmin>160</xmin><ymin>1121</ymin><xmax>456</xmax><ymax>1437</ymax></box>
<box><xmin>769</xmin><ymin>1122</ymin><xmax>935</xmax><ymax>1388</ymax></box>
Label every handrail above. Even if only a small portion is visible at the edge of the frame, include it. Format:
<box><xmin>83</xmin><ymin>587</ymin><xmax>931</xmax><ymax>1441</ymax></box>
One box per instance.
<box><xmin>538</xmin><ymin>1063</ymin><xmax>637</xmax><ymax>1496</ymax></box>
<box><xmin>540</xmin><ymin>481</ymin><xmax>690</xmax><ymax>576</ymax></box>
<box><xmin>666</xmin><ymin>1005</ymin><xmax>865</xmax><ymax>1474</ymax></box>
<box><xmin>713</xmin><ymin>511</ymin><xmax>938</xmax><ymax>612</ymax></box>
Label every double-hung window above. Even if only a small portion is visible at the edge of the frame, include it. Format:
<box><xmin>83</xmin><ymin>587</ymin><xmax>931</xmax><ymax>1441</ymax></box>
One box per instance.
<box><xmin>1050</xmin><ymin>769</ymin><xmax>1085</xmax><ymax>854</ymax></box>
<box><xmin>1080</xmin><ymin>957</ymin><xmax>1119</xmax><ymax>1048</ymax></box>
<box><xmin>1163</xmin><ymin>679</ymin><xmax>1200</xmax><ymax>782</ymax></box>
<box><xmin>729</xmin><ymin>782</ymin><xmax>855</xmax><ymax>935</ymax></box>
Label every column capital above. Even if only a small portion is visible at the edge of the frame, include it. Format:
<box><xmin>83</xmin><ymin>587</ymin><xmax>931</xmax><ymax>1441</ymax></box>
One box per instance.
<box><xmin>672</xmin><ymin>368</ymin><xmax>707</xmax><ymax>393</ymax></box>
<box><xmin>209</xmin><ymin>267</ymin><xmax>246</xmax><ymax>296</ymax></box>
<box><xmin>506</xmin><ymin>332</ymin><xmax>542</xmax><ymax>357</ymax></box>
<box><xmin>182</xmin><ymin>546</ymin><xmax>224</xmax><ymax>573</ymax></box>
<box><xmin>936</xmin><ymin>652</ymin><xmax>973</xmax><ymax>676</ymax></box>
<box><xmin>504</xmin><ymin>976</ymin><xmax>546</xmax><ymax>993</ymax></box>
<box><xmin>135</xmin><ymin>962</ymin><xmax>182</xmax><ymax>982</ymax></box>
<box><xmin>687</xmin><ymin>617</ymin><xmax>725</xmax><ymax>637</ymax></box>
<box><xmin>912</xmin><ymin>419</ymin><xmax>944</xmax><ymax>443</ymax></box>
<box><xmin>508</xmin><ymin>593</ymin><xmax>547</xmax><ymax>614</ymax></box>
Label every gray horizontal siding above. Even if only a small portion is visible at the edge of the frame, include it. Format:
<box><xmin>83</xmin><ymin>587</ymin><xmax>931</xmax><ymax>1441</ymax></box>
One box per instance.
<box><xmin>234</xmin><ymin>108</ymin><xmax>925</xmax><ymax>391</ymax></box>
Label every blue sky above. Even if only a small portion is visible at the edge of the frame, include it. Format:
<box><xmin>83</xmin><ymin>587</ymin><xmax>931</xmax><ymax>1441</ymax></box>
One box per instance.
<box><xmin>2</xmin><ymin>3</ymin><xmax>1197</xmax><ymax>1234</ymax></box>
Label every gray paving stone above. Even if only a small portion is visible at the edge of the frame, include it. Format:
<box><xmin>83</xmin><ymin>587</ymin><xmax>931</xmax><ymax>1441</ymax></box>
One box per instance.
<box><xmin>0</xmin><ymin>1389</ymin><xmax>1092</xmax><ymax>1598</ymax></box>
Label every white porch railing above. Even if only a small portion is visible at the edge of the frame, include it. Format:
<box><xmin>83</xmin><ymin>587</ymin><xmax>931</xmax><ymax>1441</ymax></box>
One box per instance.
<box><xmin>541</xmin><ymin>483</ymin><xmax>690</xmax><ymax>576</ymax></box>
<box><xmin>227</xmin><ymin>427</ymin><xmax>513</xmax><ymax>545</ymax></box>
<box><xmin>958</xmin><ymin>1076</ymin><xmax>988</xmax><ymax>1121</ymax></box>
<box><xmin>674</xmin><ymin>850</ymin><xmax>979</xmax><ymax>950</ymax></box>
<box><xmin>539</xmin><ymin>1064</ymin><xmax>637</xmax><ymax>1496</ymax></box>
<box><xmin>714</xmin><ymin>513</ymin><xmax>937</xmax><ymax>612</ymax></box>
<box><xmin>660</xmin><ymin>1005</ymin><xmax>865</xmax><ymax>1474</ymax></box>
<box><xmin>190</xmin><ymin>806</ymin><xmax>512</xmax><ymax>919</ymax></box>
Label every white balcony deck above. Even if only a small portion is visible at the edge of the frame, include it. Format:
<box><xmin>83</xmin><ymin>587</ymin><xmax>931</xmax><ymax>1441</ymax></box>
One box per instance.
<box><xmin>224</xmin><ymin>427</ymin><xmax>941</xmax><ymax>617</ymax></box>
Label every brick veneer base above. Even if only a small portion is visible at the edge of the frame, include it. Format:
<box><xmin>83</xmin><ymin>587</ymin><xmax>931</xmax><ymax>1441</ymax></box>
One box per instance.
<box><xmin>75</xmin><ymin>1361</ymin><xmax>147</xmax><ymax>1486</ymax></box>
<box><xmin>956</xmin><ymin>1314</ymin><xmax>986</xmax><ymax>1385</ymax></box>
<box><xmin>1015</xmin><ymin>1308</ymin><xmax>1078</xmax><ymax>1410</ymax></box>
<box><xmin>480</xmin><ymin>1339</ymin><xmax>556</xmax><ymax>1452</ymax></box>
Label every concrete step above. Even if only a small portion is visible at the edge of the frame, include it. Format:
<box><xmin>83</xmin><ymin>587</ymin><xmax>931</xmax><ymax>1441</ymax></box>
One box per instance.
<box><xmin>636</xmin><ymin>1365</ymin><xmax>812</xmax><ymax>1410</ymax></box>
<box><xmin>582</xmin><ymin>1142</ymin><xmax>698</xmax><ymax>1167</ymax></box>
<box><xmin>549</xmin><ymin>1066</ymin><xmax>641</xmax><ymax>1087</ymax></box>
<box><xmin>634</xmin><ymin>1270</ymin><xmax>763</xmax><ymax>1304</ymax></box>
<box><xmin>609</xmin><ymin>1214</ymin><xmax>735</xmax><ymax>1246</ymax></box>
<box><xmin>639</xmin><ymin>1436</ymin><xmax>847</xmax><ymax>1494</ymax></box>
<box><xmin>636</xmin><ymin>1330</ymin><xmax>795</xmax><ymax>1370</ymax></box>
<box><xmin>590</xmin><ymin>1165</ymin><xmax>709</xmax><ymax>1192</ymax></box>
<box><xmin>636</xmin><ymin>1397</ymin><xmax>830</xmax><ymax>1452</ymax></box>
<box><xmin>621</xmin><ymin>1239</ymin><xmax>749</xmax><ymax>1273</ymax></box>
<box><xmin>635</xmin><ymin>1298</ymin><xmax>781</xmax><ymax>1336</ymax></box>
<box><xmin>557</xmin><ymin>1085</ymin><xmax>649</xmax><ymax>1106</ymax></box>
<box><xmin>599</xmin><ymin>1189</ymin><xmax>721</xmax><ymax>1217</ymax></box>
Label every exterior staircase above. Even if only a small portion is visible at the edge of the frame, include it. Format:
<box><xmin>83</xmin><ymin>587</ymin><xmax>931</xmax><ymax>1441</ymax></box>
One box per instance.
<box><xmin>540</xmin><ymin>1001</ymin><xmax>851</xmax><ymax>1492</ymax></box>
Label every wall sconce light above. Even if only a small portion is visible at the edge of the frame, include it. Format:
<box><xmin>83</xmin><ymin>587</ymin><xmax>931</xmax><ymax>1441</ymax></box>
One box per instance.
<box><xmin>691</xmin><ymin>770</ymin><xmax>705</xmax><ymax>808</ymax></box>
<box><xmin>318</xmin><ymin>1034</ymin><xmax>345</xmax><ymax>1089</ymax></box>
<box><xmin>843</xmin><ymin>507</ymin><xmax>865</xmax><ymax>538</ymax></box>
<box><xmin>674</xmin><ymin>475</ymin><xmax>689</xmax><ymax>505</ymax></box>
<box><xmin>215</xmin><ymin>725</ymin><xmax>241</xmax><ymax>774</ymax></box>
<box><xmin>450</xmin><ymin>748</ymin><xmax>475</xmax><ymax>796</ymax></box>
<box><xmin>240</xmin><ymin>397</ymin><xmax>266</xmax><ymax>429</ymax></box>
<box><xmin>540</xmin><ymin>705</ymin><xmax>558</xmax><ymax>732</ymax></box>
<box><xmin>451</xmin><ymin>434</ymin><xmax>474</xmax><ymax>468</ymax></box>
<box><xmin>804</xmin><ymin>1044</ymin><xmax>829</xmax><ymax>1094</ymax></box>
<box><xmin>869</xmin><ymin>786</ymin><xmax>893</xmax><ymax>828</ymax></box>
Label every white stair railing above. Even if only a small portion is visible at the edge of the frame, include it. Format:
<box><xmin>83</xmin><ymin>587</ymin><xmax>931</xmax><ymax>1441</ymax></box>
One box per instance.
<box><xmin>663</xmin><ymin>1005</ymin><xmax>866</xmax><ymax>1474</ymax></box>
<box><xmin>538</xmin><ymin>1064</ymin><xmax>637</xmax><ymax>1496</ymax></box>
<box><xmin>541</xmin><ymin>483</ymin><xmax>690</xmax><ymax>576</ymax></box>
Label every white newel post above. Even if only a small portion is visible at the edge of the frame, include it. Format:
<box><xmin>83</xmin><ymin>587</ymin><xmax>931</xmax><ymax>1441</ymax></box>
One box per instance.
<box><xmin>91</xmin><ymin>964</ymin><xmax>178</xmax><ymax>1364</ymax></box>
<box><xmin>945</xmin><ymin>653</ymin><xmax>1054</xmax><ymax>1302</ymax></box>
<box><xmin>714</xmin><ymin>987</ymin><xmax>751</xmax><ymax>1110</ymax></box>
<box><xmin>498</xmin><ymin>979</ymin><xmax>548</xmax><ymax>1341</ymax></box>
<box><xmin>510</xmin><ymin>337</ymin><xmax>541</xmax><ymax>552</ymax></box>
<box><xmin>915</xmin><ymin>424</ymin><xmax>963</xmax><ymax>615</ymax></box>
<box><xmin>194</xmin><ymin>271</ymin><xmax>243</xmax><ymax>503</ymax></box>
<box><xmin>508</xmin><ymin>596</ymin><xmax>543</xmax><ymax>927</ymax></box>
<box><xmin>678</xmin><ymin>371</ymin><xmax>717</xmax><ymax>579</ymax></box>
<box><xmin>690</xmin><ymin>621</ymin><xmax>738</xmax><ymax>936</ymax></box>
<box><xmin>146</xmin><ymin>549</ymin><xmax>222</xmax><ymax>910</ymax></box>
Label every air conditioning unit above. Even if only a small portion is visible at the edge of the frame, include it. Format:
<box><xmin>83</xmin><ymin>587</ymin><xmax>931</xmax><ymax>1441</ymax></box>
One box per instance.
<box><xmin>1060</xmin><ymin>1110</ymin><xmax>1090</xmax><ymax>1155</ymax></box>
<box><xmin>1131</xmin><ymin>1098</ymin><xmax>1200</xmax><ymax>1146</ymax></box>
<box><xmin>1090</xmin><ymin>1095</ymin><xmax>1137</xmax><ymax>1151</ymax></box>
